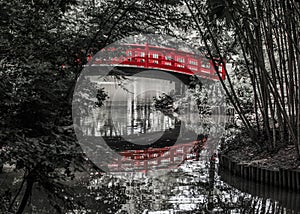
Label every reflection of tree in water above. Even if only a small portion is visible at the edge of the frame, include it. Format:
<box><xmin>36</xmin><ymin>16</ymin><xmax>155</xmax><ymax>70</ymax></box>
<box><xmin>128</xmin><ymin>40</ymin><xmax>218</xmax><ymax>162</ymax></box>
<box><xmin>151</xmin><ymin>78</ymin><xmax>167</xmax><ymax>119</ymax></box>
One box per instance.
<box><xmin>14</xmin><ymin>173</ymin><xmax>128</xmax><ymax>213</ymax></box>
<box><xmin>109</xmin><ymin>161</ymin><xmax>288</xmax><ymax>213</ymax></box>
<box><xmin>70</xmin><ymin>175</ymin><xmax>128</xmax><ymax>213</ymax></box>
<box><xmin>25</xmin><ymin>162</ymin><xmax>289</xmax><ymax>213</ymax></box>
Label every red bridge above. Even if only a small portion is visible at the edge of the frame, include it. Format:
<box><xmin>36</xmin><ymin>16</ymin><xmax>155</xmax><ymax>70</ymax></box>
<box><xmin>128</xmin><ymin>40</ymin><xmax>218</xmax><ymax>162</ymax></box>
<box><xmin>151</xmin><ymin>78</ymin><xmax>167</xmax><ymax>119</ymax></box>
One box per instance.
<box><xmin>88</xmin><ymin>44</ymin><xmax>226</xmax><ymax>81</ymax></box>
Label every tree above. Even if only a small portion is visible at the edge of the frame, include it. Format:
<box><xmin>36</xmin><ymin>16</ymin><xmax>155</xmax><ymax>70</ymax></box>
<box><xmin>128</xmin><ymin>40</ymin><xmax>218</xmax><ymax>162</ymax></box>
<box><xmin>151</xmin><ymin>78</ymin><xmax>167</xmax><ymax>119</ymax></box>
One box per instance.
<box><xmin>0</xmin><ymin>0</ymin><xmax>194</xmax><ymax>212</ymax></box>
<box><xmin>183</xmin><ymin>0</ymin><xmax>300</xmax><ymax>158</ymax></box>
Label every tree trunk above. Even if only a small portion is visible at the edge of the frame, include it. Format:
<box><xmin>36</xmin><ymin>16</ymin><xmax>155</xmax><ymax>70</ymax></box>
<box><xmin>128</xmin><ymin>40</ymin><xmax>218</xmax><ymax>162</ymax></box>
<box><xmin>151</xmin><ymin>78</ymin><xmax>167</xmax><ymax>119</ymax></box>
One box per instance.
<box><xmin>16</xmin><ymin>175</ymin><xmax>35</xmax><ymax>214</ymax></box>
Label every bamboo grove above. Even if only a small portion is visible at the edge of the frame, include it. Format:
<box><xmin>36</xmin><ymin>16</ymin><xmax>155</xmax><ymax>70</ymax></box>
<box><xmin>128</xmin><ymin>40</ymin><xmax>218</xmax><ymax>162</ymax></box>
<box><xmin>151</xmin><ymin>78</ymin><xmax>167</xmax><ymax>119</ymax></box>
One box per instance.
<box><xmin>185</xmin><ymin>0</ymin><xmax>300</xmax><ymax>158</ymax></box>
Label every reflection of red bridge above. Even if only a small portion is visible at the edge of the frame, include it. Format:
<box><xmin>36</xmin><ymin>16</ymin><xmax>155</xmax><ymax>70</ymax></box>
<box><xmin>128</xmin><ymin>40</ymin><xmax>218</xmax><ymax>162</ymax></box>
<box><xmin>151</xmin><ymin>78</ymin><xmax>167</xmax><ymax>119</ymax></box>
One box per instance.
<box><xmin>107</xmin><ymin>141</ymin><xmax>203</xmax><ymax>174</ymax></box>
<box><xmin>88</xmin><ymin>44</ymin><xmax>226</xmax><ymax>81</ymax></box>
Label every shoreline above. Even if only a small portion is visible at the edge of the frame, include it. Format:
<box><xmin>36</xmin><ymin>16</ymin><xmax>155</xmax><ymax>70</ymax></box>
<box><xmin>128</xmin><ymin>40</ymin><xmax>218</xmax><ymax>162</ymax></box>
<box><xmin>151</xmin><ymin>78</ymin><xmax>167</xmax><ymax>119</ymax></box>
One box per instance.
<box><xmin>218</xmin><ymin>154</ymin><xmax>300</xmax><ymax>192</ymax></box>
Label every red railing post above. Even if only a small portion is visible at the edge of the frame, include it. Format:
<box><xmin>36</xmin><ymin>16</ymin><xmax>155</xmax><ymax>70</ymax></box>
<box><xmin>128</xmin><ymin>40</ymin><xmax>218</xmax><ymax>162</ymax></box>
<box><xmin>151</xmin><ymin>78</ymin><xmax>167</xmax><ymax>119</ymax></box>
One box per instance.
<box><xmin>145</xmin><ymin>43</ymin><xmax>149</xmax><ymax>68</ymax></box>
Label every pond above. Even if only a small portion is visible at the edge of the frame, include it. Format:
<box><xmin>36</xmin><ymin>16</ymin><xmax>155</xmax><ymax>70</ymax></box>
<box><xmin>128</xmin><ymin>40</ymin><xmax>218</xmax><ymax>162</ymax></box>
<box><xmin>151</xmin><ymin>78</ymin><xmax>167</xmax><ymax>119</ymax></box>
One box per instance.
<box><xmin>75</xmin><ymin>157</ymin><xmax>300</xmax><ymax>214</ymax></box>
<box><xmin>6</xmin><ymin>73</ymin><xmax>298</xmax><ymax>213</ymax></box>
<box><xmin>3</xmin><ymin>156</ymin><xmax>300</xmax><ymax>213</ymax></box>
<box><xmin>63</xmin><ymin>74</ymin><xmax>300</xmax><ymax>213</ymax></box>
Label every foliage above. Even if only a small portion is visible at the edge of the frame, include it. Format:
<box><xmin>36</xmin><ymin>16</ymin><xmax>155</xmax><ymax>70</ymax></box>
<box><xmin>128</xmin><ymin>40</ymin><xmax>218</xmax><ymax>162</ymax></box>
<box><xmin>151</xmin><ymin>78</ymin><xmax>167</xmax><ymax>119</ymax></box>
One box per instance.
<box><xmin>0</xmin><ymin>0</ymin><xmax>196</xmax><ymax>212</ymax></box>
<box><xmin>153</xmin><ymin>93</ymin><xmax>178</xmax><ymax>118</ymax></box>
<box><xmin>183</xmin><ymin>0</ymin><xmax>300</xmax><ymax>157</ymax></box>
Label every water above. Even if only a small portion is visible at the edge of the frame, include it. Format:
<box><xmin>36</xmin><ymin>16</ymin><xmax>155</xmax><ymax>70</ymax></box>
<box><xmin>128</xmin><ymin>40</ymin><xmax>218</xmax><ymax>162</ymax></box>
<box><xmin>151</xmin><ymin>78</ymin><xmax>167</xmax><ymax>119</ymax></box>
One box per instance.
<box><xmin>4</xmin><ymin>158</ymin><xmax>300</xmax><ymax>213</ymax></box>
<box><xmin>66</xmin><ymin>74</ymin><xmax>300</xmax><ymax>213</ymax></box>
<box><xmin>32</xmin><ymin>157</ymin><xmax>297</xmax><ymax>214</ymax></box>
<box><xmin>7</xmin><ymin>74</ymin><xmax>299</xmax><ymax>213</ymax></box>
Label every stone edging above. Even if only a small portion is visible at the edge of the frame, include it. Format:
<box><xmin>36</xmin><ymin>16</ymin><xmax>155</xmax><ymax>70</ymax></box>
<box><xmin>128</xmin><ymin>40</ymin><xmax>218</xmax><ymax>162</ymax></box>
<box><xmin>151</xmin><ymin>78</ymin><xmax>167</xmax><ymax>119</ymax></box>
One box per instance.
<box><xmin>219</xmin><ymin>154</ymin><xmax>300</xmax><ymax>191</ymax></box>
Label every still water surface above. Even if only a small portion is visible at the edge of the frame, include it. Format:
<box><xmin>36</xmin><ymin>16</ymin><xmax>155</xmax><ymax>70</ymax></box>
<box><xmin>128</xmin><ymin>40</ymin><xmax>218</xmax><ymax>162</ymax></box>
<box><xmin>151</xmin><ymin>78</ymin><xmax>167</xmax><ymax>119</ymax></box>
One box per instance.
<box><xmin>80</xmin><ymin>159</ymin><xmax>300</xmax><ymax>214</ymax></box>
<box><xmin>67</xmin><ymin>75</ymin><xmax>300</xmax><ymax>213</ymax></box>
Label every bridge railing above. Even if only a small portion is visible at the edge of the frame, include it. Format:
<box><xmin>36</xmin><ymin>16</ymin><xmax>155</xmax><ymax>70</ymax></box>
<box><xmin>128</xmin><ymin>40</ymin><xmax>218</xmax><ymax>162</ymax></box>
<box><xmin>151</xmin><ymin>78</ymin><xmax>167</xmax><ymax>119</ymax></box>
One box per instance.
<box><xmin>88</xmin><ymin>44</ymin><xmax>226</xmax><ymax>81</ymax></box>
